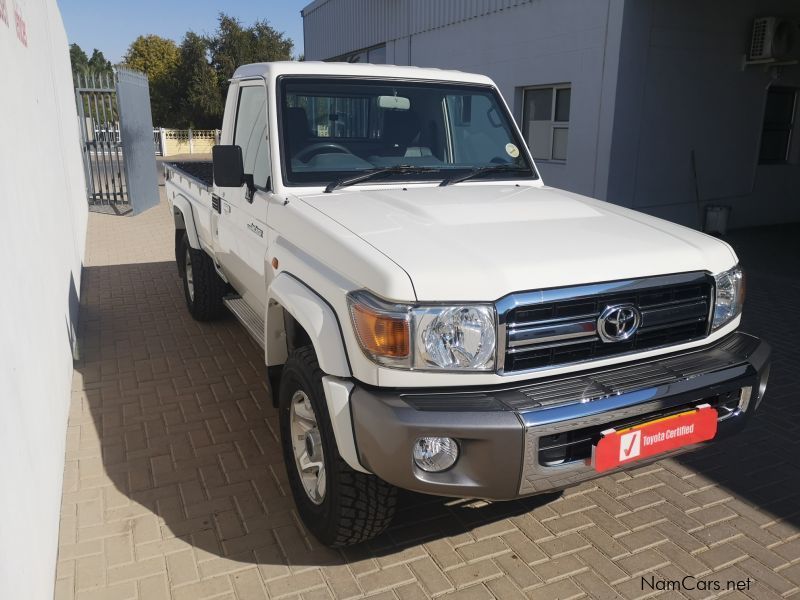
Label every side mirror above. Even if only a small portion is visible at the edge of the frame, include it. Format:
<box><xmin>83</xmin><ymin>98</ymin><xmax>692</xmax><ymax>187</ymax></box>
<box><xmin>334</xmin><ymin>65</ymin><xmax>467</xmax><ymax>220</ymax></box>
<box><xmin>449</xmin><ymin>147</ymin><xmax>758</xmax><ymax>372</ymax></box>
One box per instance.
<box><xmin>212</xmin><ymin>145</ymin><xmax>244</xmax><ymax>187</ymax></box>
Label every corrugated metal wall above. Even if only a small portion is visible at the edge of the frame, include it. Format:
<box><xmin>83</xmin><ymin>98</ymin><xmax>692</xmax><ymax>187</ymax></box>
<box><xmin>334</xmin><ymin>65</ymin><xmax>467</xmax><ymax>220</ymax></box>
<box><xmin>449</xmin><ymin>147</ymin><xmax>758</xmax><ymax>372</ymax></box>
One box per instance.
<box><xmin>303</xmin><ymin>0</ymin><xmax>534</xmax><ymax>60</ymax></box>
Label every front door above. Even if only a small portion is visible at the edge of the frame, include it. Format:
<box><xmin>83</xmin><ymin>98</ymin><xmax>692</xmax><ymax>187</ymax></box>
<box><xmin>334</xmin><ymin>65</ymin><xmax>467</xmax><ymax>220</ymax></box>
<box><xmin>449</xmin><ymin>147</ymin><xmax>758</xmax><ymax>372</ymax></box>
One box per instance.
<box><xmin>215</xmin><ymin>80</ymin><xmax>272</xmax><ymax>313</ymax></box>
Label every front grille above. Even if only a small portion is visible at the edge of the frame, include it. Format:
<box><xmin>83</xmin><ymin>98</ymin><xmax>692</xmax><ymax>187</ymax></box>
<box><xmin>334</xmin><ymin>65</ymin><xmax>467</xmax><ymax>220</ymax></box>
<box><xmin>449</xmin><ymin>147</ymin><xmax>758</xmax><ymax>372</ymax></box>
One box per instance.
<box><xmin>500</xmin><ymin>273</ymin><xmax>714</xmax><ymax>373</ymax></box>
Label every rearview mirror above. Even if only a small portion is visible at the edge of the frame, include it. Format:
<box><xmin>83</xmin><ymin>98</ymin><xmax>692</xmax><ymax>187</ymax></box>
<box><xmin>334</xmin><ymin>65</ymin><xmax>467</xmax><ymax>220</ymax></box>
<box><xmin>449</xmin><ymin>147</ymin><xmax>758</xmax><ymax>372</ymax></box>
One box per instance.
<box><xmin>212</xmin><ymin>145</ymin><xmax>244</xmax><ymax>187</ymax></box>
<box><xmin>378</xmin><ymin>95</ymin><xmax>410</xmax><ymax>110</ymax></box>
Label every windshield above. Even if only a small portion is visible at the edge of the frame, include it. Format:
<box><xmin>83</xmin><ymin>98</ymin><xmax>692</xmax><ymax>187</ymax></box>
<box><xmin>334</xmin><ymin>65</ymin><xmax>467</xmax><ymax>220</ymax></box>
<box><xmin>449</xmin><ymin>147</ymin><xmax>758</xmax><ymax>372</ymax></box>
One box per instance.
<box><xmin>278</xmin><ymin>77</ymin><xmax>537</xmax><ymax>187</ymax></box>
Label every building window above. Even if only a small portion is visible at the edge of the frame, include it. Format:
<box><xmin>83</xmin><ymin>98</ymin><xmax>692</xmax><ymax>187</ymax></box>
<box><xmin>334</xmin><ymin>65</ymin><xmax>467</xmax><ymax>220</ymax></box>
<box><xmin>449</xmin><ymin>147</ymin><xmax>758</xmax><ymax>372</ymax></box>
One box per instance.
<box><xmin>521</xmin><ymin>85</ymin><xmax>571</xmax><ymax>161</ymax></box>
<box><xmin>759</xmin><ymin>86</ymin><xmax>797</xmax><ymax>164</ymax></box>
<box><xmin>330</xmin><ymin>44</ymin><xmax>386</xmax><ymax>64</ymax></box>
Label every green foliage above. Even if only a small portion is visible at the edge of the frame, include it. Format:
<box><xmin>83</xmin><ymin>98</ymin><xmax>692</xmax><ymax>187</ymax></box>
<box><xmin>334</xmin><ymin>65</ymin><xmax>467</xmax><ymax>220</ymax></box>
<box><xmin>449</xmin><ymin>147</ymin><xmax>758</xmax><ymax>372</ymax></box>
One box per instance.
<box><xmin>173</xmin><ymin>32</ymin><xmax>225</xmax><ymax>128</ymax></box>
<box><xmin>208</xmin><ymin>14</ymin><xmax>293</xmax><ymax>100</ymax></box>
<box><xmin>88</xmin><ymin>49</ymin><xmax>113</xmax><ymax>75</ymax></box>
<box><xmin>115</xmin><ymin>13</ymin><xmax>293</xmax><ymax>129</ymax></box>
<box><xmin>123</xmin><ymin>35</ymin><xmax>179</xmax><ymax>82</ymax></box>
<box><xmin>122</xmin><ymin>36</ymin><xmax>180</xmax><ymax>125</ymax></box>
<box><xmin>70</xmin><ymin>43</ymin><xmax>112</xmax><ymax>81</ymax></box>
<box><xmin>69</xmin><ymin>44</ymin><xmax>89</xmax><ymax>73</ymax></box>
<box><xmin>78</xmin><ymin>12</ymin><xmax>295</xmax><ymax>128</ymax></box>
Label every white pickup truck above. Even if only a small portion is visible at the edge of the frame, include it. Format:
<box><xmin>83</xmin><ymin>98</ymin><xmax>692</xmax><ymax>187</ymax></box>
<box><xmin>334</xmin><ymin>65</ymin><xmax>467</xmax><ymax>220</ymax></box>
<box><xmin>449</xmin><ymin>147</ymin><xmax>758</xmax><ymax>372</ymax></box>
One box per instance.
<box><xmin>165</xmin><ymin>61</ymin><xmax>771</xmax><ymax>547</ymax></box>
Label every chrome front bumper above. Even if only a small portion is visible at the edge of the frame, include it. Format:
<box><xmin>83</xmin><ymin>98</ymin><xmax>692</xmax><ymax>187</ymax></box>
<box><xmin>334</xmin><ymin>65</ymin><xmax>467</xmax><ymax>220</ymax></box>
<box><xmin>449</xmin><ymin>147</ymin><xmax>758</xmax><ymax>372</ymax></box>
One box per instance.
<box><xmin>349</xmin><ymin>332</ymin><xmax>771</xmax><ymax>500</ymax></box>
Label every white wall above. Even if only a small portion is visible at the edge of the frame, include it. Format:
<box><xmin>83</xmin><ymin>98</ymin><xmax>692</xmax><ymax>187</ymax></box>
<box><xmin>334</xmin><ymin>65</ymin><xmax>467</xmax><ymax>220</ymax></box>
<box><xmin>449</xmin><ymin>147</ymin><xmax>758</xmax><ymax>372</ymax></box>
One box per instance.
<box><xmin>302</xmin><ymin>0</ymin><xmax>535</xmax><ymax>62</ymax></box>
<box><xmin>400</xmin><ymin>0</ymin><xmax>622</xmax><ymax>196</ymax></box>
<box><xmin>0</xmin><ymin>1</ymin><xmax>87</xmax><ymax>598</ymax></box>
<box><xmin>303</xmin><ymin>0</ymin><xmax>623</xmax><ymax>198</ymax></box>
<box><xmin>607</xmin><ymin>0</ymin><xmax>800</xmax><ymax>228</ymax></box>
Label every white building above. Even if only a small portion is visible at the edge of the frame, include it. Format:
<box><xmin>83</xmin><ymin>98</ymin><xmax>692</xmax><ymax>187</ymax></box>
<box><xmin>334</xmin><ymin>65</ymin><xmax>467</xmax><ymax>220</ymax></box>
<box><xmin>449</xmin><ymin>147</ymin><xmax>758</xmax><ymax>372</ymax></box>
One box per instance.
<box><xmin>0</xmin><ymin>1</ymin><xmax>87</xmax><ymax>598</ymax></box>
<box><xmin>302</xmin><ymin>0</ymin><xmax>800</xmax><ymax>230</ymax></box>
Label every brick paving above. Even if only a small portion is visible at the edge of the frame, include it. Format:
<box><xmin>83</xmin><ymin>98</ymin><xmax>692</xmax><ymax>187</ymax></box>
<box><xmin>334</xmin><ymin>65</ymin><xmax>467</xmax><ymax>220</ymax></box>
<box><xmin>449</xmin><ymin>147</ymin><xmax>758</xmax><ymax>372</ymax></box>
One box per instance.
<box><xmin>55</xmin><ymin>189</ymin><xmax>800</xmax><ymax>600</ymax></box>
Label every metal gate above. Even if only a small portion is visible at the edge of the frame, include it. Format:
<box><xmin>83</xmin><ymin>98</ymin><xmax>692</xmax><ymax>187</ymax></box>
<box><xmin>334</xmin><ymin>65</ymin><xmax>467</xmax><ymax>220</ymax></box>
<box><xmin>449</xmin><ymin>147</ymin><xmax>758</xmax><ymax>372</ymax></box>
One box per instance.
<box><xmin>75</xmin><ymin>72</ymin><xmax>125</xmax><ymax>211</ymax></box>
<box><xmin>75</xmin><ymin>68</ymin><xmax>159</xmax><ymax>215</ymax></box>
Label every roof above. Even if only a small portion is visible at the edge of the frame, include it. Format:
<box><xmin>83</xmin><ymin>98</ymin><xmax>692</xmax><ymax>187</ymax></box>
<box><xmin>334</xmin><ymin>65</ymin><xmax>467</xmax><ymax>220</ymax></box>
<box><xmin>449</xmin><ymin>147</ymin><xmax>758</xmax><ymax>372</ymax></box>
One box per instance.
<box><xmin>300</xmin><ymin>0</ymin><xmax>330</xmax><ymax>16</ymax></box>
<box><xmin>232</xmin><ymin>61</ymin><xmax>495</xmax><ymax>86</ymax></box>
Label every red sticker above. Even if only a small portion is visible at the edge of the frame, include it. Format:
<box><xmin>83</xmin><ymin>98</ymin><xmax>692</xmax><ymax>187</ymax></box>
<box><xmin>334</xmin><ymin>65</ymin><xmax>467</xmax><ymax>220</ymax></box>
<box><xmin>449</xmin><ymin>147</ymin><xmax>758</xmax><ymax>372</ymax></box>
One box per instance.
<box><xmin>592</xmin><ymin>405</ymin><xmax>718</xmax><ymax>472</ymax></box>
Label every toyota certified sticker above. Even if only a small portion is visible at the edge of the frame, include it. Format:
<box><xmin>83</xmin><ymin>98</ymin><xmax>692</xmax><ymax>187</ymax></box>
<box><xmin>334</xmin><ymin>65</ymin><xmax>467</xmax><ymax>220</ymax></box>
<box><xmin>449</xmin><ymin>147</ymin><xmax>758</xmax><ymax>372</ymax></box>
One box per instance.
<box><xmin>592</xmin><ymin>405</ymin><xmax>718</xmax><ymax>472</ymax></box>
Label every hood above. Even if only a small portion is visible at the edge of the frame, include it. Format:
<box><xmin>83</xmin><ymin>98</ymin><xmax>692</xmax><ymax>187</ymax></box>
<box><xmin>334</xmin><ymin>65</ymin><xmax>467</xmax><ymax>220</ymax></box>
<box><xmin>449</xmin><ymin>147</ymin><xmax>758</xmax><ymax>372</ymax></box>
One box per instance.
<box><xmin>299</xmin><ymin>184</ymin><xmax>737</xmax><ymax>301</ymax></box>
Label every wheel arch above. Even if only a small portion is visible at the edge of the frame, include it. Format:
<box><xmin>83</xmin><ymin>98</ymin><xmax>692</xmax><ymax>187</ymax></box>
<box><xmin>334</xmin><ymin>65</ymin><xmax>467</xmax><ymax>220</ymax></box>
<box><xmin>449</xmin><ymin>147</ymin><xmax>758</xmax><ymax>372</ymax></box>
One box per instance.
<box><xmin>266</xmin><ymin>273</ymin><xmax>351</xmax><ymax>379</ymax></box>
<box><xmin>171</xmin><ymin>193</ymin><xmax>201</xmax><ymax>250</ymax></box>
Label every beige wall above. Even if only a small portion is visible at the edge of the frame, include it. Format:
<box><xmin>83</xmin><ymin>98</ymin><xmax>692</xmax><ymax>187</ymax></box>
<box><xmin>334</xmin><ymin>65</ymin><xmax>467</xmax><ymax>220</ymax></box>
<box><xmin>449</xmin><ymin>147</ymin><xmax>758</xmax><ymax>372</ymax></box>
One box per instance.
<box><xmin>162</xmin><ymin>129</ymin><xmax>218</xmax><ymax>156</ymax></box>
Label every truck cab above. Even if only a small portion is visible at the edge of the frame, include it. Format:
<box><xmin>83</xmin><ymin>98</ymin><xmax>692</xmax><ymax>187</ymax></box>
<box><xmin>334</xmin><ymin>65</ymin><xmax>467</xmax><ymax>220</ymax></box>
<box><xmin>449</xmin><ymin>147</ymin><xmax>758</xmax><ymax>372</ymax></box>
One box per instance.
<box><xmin>164</xmin><ymin>62</ymin><xmax>770</xmax><ymax>547</ymax></box>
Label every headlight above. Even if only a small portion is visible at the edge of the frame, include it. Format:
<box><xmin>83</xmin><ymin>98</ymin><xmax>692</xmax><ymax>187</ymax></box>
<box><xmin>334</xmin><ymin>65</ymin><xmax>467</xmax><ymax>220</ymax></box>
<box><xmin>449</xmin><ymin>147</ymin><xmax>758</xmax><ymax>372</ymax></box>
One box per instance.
<box><xmin>712</xmin><ymin>265</ymin><xmax>745</xmax><ymax>330</ymax></box>
<box><xmin>414</xmin><ymin>306</ymin><xmax>496</xmax><ymax>370</ymax></box>
<box><xmin>347</xmin><ymin>291</ymin><xmax>496</xmax><ymax>371</ymax></box>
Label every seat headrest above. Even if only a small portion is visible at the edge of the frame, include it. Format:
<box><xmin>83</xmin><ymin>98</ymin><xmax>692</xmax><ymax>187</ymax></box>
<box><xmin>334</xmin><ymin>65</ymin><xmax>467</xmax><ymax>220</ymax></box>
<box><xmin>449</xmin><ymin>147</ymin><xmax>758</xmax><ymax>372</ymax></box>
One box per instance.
<box><xmin>383</xmin><ymin>110</ymin><xmax>421</xmax><ymax>148</ymax></box>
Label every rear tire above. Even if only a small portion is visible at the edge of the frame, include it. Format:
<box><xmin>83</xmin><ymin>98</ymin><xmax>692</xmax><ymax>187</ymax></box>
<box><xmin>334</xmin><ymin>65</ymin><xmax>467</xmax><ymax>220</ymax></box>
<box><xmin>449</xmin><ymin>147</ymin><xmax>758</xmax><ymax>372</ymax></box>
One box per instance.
<box><xmin>178</xmin><ymin>232</ymin><xmax>226</xmax><ymax>321</ymax></box>
<box><xmin>279</xmin><ymin>346</ymin><xmax>397</xmax><ymax>546</ymax></box>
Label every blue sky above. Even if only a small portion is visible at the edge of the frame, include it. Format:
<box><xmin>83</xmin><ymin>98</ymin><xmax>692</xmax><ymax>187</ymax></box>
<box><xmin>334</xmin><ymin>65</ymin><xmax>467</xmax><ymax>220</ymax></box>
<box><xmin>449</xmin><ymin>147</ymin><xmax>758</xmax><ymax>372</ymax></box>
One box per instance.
<box><xmin>58</xmin><ymin>0</ymin><xmax>308</xmax><ymax>63</ymax></box>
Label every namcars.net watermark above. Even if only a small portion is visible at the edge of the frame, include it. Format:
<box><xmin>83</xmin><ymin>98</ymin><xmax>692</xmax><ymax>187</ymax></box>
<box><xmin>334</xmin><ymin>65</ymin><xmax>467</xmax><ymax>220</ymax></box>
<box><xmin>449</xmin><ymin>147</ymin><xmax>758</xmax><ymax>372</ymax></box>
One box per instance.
<box><xmin>642</xmin><ymin>575</ymin><xmax>754</xmax><ymax>593</ymax></box>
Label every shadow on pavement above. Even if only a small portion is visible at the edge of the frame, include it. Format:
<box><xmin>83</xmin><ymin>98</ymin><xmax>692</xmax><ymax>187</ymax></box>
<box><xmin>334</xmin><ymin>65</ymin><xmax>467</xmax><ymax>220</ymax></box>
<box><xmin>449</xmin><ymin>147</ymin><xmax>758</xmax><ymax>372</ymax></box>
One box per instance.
<box><xmin>670</xmin><ymin>223</ymin><xmax>800</xmax><ymax>530</ymax></box>
<box><xmin>73</xmin><ymin>260</ymin><xmax>560</xmax><ymax>569</ymax></box>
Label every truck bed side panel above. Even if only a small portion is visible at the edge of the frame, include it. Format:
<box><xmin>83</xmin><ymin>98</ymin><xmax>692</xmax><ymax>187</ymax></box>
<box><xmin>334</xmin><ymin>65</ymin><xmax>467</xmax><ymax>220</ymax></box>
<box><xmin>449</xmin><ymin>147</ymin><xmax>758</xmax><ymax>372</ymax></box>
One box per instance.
<box><xmin>165</xmin><ymin>162</ymin><xmax>215</xmax><ymax>256</ymax></box>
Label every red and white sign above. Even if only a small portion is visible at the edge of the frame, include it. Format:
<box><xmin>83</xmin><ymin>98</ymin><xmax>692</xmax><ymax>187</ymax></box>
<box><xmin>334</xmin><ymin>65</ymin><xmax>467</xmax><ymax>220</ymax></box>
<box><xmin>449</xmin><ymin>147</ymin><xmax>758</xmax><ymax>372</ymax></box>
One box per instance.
<box><xmin>592</xmin><ymin>405</ymin><xmax>718</xmax><ymax>472</ymax></box>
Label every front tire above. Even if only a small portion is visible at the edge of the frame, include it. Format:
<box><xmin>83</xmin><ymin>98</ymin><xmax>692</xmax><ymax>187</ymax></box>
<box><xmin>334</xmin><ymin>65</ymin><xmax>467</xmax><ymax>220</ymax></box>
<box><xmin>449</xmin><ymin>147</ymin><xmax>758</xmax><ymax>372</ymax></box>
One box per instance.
<box><xmin>178</xmin><ymin>231</ymin><xmax>226</xmax><ymax>321</ymax></box>
<box><xmin>279</xmin><ymin>346</ymin><xmax>397</xmax><ymax>546</ymax></box>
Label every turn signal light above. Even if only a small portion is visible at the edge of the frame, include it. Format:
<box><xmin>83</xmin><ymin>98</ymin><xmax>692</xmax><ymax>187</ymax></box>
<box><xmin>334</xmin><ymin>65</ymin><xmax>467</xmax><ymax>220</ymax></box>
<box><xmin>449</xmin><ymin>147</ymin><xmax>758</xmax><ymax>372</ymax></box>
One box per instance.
<box><xmin>350</xmin><ymin>303</ymin><xmax>409</xmax><ymax>358</ymax></box>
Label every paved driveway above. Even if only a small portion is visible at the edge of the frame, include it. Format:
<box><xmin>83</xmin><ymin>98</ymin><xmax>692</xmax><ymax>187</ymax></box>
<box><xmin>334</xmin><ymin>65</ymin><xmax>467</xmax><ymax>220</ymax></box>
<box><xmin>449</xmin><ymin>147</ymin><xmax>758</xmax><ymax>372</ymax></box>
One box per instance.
<box><xmin>55</xmin><ymin>195</ymin><xmax>800</xmax><ymax>600</ymax></box>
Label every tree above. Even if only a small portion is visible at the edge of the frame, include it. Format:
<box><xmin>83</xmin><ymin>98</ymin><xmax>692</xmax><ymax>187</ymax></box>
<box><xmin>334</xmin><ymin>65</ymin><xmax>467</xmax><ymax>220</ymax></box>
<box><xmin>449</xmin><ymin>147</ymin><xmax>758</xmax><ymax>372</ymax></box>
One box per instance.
<box><xmin>123</xmin><ymin>35</ymin><xmax>179</xmax><ymax>82</ymax></box>
<box><xmin>87</xmin><ymin>49</ymin><xmax>113</xmax><ymax>76</ymax></box>
<box><xmin>69</xmin><ymin>43</ymin><xmax>89</xmax><ymax>74</ymax></box>
<box><xmin>175</xmin><ymin>32</ymin><xmax>224</xmax><ymax>128</ymax></box>
<box><xmin>208</xmin><ymin>13</ymin><xmax>293</xmax><ymax>99</ymax></box>
<box><xmin>122</xmin><ymin>35</ymin><xmax>180</xmax><ymax>125</ymax></box>
<box><xmin>110</xmin><ymin>13</ymin><xmax>294</xmax><ymax>127</ymax></box>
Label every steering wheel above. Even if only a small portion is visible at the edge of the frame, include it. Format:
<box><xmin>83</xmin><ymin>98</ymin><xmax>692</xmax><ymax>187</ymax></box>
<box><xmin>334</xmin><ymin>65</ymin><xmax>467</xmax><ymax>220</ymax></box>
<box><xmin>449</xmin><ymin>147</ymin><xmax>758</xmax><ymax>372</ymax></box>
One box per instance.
<box><xmin>295</xmin><ymin>142</ymin><xmax>353</xmax><ymax>163</ymax></box>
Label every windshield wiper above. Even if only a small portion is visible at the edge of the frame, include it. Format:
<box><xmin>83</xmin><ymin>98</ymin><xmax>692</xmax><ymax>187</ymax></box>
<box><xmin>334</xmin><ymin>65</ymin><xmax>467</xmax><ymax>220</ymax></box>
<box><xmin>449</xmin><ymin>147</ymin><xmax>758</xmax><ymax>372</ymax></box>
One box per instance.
<box><xmin>324</xmin><ymin>165</ymin><xmax>442</xmax><ymax>193</ymax></box>
<box><xmin>439</xmin><ymin>164</ymin><xmax>531</xmax><ymax>186</ymax></box>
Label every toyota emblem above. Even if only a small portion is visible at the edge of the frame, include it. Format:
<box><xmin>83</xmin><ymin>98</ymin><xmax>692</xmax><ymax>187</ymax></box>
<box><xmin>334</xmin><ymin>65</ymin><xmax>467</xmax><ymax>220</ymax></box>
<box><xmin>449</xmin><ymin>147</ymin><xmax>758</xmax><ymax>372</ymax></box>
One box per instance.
<box><xmin>597</xmin><ymin>304</ymin><xmax>641</xmax><ymax>343</ymax></box>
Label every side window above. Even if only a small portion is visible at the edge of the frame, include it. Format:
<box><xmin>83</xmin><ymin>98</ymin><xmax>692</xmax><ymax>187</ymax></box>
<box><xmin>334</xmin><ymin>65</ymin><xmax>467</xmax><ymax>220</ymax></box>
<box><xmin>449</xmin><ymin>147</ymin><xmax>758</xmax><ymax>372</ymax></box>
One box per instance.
<box><xmin>445</xmin><ymin>94</ymin><xmax>516</xmax><ymax>164</ymax></box>
<box><xmin>234</xmin><ymin>85</ymin><xmax>270</xmax><ymax>188</ymax></box>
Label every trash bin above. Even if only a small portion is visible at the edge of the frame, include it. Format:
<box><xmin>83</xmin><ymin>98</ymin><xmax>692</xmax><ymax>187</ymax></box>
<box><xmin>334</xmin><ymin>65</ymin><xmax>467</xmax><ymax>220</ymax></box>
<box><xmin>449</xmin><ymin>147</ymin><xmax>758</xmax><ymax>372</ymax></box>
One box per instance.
<box><xmin>704</xmin><ymin>205</ymin><xmax>731</xmax><ymax>235</ymax></box>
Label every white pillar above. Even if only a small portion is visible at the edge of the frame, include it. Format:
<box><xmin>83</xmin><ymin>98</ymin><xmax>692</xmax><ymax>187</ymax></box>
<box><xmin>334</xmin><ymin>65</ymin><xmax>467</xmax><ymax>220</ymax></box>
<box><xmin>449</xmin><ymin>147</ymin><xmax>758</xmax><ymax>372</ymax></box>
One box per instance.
<box><xmin>159</xmin><ymin>128</ymin><xmax>167</xmax><ymax>157</ymax></box>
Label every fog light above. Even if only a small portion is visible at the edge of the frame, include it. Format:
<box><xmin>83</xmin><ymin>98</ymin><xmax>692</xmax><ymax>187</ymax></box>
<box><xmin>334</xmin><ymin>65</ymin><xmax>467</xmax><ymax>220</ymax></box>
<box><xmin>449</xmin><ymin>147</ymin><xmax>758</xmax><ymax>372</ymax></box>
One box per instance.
<box><xmin>413</xmin><ymin>437</ymin><xmax>459</xmax><ymax>472</ymax></box>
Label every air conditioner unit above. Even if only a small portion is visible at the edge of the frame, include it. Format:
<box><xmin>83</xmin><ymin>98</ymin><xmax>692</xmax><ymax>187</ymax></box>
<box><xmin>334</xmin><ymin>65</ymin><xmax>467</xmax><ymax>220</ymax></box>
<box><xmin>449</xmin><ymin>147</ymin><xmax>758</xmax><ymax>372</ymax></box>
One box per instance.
<box><xmin>749</xmin><ymin>17</ymin><xmax>799</xmax><ymax>61</ymax></box>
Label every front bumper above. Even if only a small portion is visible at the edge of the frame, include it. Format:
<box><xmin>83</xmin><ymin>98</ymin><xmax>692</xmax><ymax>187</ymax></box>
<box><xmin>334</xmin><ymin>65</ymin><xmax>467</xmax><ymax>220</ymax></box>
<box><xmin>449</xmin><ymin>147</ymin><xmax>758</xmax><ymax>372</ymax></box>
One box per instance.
<box><xmin>350</xmin><ymin>332</ymin><xmax>771</xmax><ymax>500</ymax></box>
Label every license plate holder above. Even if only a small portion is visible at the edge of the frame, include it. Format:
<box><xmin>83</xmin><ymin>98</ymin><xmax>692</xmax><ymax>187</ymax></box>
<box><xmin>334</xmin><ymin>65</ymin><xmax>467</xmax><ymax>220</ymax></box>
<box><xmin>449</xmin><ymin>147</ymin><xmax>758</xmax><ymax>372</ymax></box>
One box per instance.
<box><xmin>592</xmin><ymin>404</ymin><xmax>718</xmax><ymax>472</ymax></box>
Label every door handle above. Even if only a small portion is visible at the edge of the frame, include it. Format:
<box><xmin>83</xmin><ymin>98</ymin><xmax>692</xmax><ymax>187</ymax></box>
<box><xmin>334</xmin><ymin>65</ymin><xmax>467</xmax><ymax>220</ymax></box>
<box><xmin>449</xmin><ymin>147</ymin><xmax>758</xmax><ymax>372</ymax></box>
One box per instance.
<box><xmin>223</xmin><ymin>203</ymin><xmax>231</xmax><ymax>214</ymax></box>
